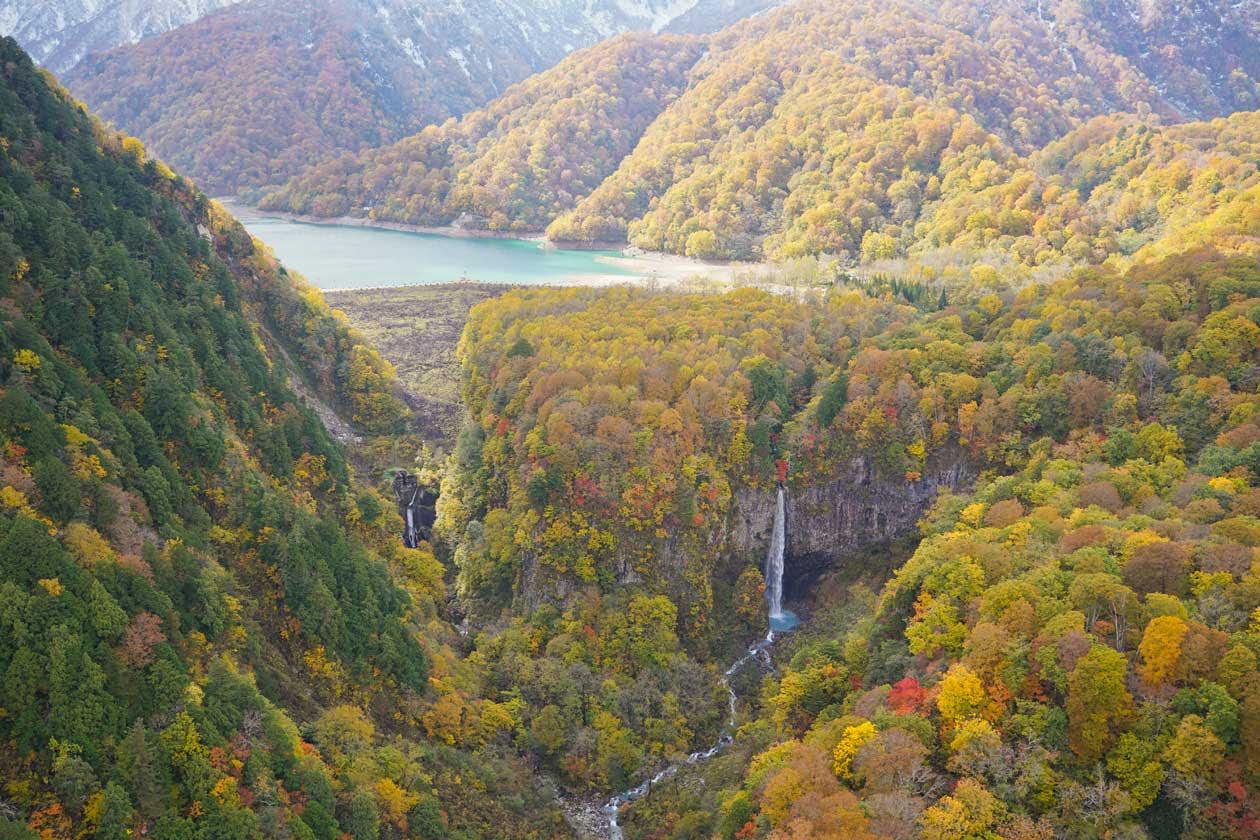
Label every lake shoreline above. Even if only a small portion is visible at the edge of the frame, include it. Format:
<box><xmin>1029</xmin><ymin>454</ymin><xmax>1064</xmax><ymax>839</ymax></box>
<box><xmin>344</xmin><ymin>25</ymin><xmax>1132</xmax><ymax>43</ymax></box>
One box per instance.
<box><xmin>221</xmin><ymin>199</ymin><xmax>763</xmax><ymax>289</ymax></box>
<box><xmin>225</xmin><ymin>201</ymin><xmax>547</xmax><ymax>242</ymax></box>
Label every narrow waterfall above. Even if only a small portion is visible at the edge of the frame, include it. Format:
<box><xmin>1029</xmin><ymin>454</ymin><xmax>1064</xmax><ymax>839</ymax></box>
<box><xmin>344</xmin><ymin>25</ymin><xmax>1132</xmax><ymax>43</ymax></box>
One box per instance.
<box><xmin>601</xmin><ymin>484</ymin><xmax>799</xmax><ymax>838</ymax></box>
<box><xmin>765</xmin><ymin>486</ymin><xmax>786</xmax><ymax>620</ymax></box>
<box><xmin>765</xmin><ymin>486</ymin><xmax>798</xmax><ymax>633</ymax></box>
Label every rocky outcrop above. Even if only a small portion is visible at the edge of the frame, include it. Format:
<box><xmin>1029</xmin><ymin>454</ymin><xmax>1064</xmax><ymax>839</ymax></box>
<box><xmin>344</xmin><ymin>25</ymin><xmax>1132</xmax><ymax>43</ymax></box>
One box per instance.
<box><xmin>726</xmin><ymin>450</ymin><xmax>975</xmax><ymax>594</ymax></box>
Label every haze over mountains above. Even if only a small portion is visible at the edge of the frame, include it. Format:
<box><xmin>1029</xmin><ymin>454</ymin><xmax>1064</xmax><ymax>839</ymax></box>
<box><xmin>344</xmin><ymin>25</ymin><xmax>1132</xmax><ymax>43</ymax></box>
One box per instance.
<box><xmin>0</xmin><ymin>0</ymin><xmax>245</xmax><ymax>74</ymax></box>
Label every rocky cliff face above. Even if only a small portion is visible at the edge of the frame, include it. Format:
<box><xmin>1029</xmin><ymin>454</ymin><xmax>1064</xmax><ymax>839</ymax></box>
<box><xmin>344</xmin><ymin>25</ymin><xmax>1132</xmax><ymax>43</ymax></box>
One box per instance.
<box><xmin>726</xmin><ymin>451</ymin><xmax>976</xmax><ymax>595</ymax></box>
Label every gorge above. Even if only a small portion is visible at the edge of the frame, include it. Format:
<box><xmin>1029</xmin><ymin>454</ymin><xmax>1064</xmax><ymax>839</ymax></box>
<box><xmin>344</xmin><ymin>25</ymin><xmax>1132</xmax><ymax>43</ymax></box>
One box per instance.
<box><xmin>2</xmin><ymin>1</ymin><xmax>1260</xmax><ymax>837</ymax></box>
<box><xmin>726</xmin><ymin>452</ymin><xmax>976</xmax><ymax>601</ymax></box>
<box><xmin>604</xmin><ymin>483</ymin><xmax>800</xmax><ymax>838</ymax></box>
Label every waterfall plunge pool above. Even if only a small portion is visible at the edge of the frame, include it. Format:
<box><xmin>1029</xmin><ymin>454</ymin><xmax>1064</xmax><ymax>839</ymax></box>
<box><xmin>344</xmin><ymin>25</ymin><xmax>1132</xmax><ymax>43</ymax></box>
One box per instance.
<box><xmin>769</xmin><ymin>610</ymin><xmax>800</xmax><ymax>632</ymax></box>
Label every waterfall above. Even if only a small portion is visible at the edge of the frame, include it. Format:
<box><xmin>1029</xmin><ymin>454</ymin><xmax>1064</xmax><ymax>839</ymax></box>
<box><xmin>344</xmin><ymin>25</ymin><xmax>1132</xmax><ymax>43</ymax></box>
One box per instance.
<box><xmin>765</xmin><ymin>486</ymin><xmax>798</xmax><ymax>633</ymax></box>
<box><xmin>601</xmin><ymin>484</ymin><xmax>800</xmax><ymax>838</ymax></box>
<box><xmin>765</xmin><ymin>486</ymin><xmax>786</xmax><ymax>620</ymax></box>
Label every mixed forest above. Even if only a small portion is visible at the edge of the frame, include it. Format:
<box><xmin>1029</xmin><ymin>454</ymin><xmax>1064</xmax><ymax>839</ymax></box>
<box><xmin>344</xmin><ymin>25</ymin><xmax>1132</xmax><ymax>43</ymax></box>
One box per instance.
<box><xmin>262</xmin><ymin>0</ymin><xmax>1259</xmax><ymax>268</ymax></box>
<box><xmin>2</xmin><ymin>0</ymin><xmax>1260</xmax><ymax>837</ymax></box>
<box><xmin>0</xmin><ymin>42</ymin><xmax>567</xmax><ymax>840</ymax></box>
<box><xmin>262</xmin><ymin>32</ymin><xmax>703</xmax><ymax>231</ymax></box>
<box><xmin>436</xmin><ymin>222</ymin><xmax>1260</xmax><ymax>840</ymax></box>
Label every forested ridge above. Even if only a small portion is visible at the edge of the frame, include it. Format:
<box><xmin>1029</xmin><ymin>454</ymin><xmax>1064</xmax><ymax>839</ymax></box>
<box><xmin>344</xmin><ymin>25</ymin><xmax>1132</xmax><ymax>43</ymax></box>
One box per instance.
<box><xmin>56</xmin><ymin>0</ymin><xmax>755</xmax><ymax>197</ymax></box>
<box><xmin>5</xmin><ymin>0</ymin><xmax>1260</xmax><ymax>835</ymax></box>
<box><xmin>63</xmin><ymin>0</ymin><xmax>440</xmax><ymax>196</ymax></box>
<box><xmin>263</xmin><ymin>0</ymin><xmax>1260</xmax><ymax>266</ymax></box>
<box><xmin>0</xmin><ymin>41</ymin><xmax>567</xmax><ymax>839</ymax></box>
<box><xmin>260</xmin><ymin>32</ymin><xmax>705</xmax><ymax>231</ymax></box>
<box><xmin>605</xmin><ymin>246</ymin><xmax>1260</xmax><ymax>839</ymax></box>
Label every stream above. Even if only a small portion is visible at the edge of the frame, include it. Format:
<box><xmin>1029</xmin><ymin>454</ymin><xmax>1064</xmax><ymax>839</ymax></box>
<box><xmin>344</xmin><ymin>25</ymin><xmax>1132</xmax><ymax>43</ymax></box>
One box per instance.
<box><xmin>602</xmin><ymin>486</ymin><xmax>797</xmax><ymax>838</ymax></box>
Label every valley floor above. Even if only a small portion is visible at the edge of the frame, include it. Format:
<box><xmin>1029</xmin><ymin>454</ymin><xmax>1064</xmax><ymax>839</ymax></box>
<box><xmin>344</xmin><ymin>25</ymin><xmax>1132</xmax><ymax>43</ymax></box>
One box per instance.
<box><xmin>323</xmin><ymin>283</ymin><xmax>507</xmax><ymax>443</ymax></box>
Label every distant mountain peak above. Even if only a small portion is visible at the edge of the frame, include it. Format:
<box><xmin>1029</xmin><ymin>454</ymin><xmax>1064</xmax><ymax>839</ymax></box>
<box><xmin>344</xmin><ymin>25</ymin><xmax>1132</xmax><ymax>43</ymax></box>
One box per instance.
<box><xmin>1</xmin><ymin>0</ymin><xmax>776</xmax><ymax>78</ymax></box>
<box><xmin>0</xmin><ymin>0</ymin><xmax>245</xmax><ymax>74</ymax></box>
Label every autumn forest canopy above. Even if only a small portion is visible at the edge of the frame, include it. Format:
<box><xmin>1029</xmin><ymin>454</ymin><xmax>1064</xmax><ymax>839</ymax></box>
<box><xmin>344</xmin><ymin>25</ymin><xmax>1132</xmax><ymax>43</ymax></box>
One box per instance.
<box><xmin>3</xmin><ymin>0</ymin><xmax>1260</xmax><ymax>839</ymax></box>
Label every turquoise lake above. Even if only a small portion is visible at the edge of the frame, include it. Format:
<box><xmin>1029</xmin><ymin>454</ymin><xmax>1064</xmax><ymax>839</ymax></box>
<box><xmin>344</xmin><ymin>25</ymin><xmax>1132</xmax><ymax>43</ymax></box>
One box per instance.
<box><xmin>226</xmin><ymin>203</ymin><xmax>636</xmax><ymax>289</ymax></box>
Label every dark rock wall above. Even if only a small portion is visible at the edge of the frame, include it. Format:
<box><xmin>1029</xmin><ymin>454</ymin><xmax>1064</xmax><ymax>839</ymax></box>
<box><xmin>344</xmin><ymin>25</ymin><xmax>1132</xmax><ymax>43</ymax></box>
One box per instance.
<box><xmin>725</xmin><ymin>450</ymin><xmax>975</xmax><ymax>593</ymax></box>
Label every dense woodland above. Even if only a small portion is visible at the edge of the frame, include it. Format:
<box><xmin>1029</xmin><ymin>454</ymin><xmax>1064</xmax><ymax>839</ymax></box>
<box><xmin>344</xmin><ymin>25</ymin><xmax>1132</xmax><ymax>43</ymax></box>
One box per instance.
<box><xmin>261</xmin><ymin>33</ymin><xmax>704</xmax><ymax>230</ymax></box>
<box><xmin>263</xmin><ymin>0</ymin><xmax>1259</xmax><ymax>266</ymax></box>
<box><xmin>58</xmin><ymin>0</ymin><xmax>749</xmax><ymax>197</ymax></box>
<box><xmin>0</xmin><ymin>43</ymin><xmax>567</xmax><ymax>839</ymax></box>
<box><xmin>437</xmin><ymin>227</ymin><xmax>1260</xmax><ymax>835</ymax></box>
<box><xmin>61</xmin><ymin>0</ymin><xmax>565</xmax><ymax>195</ymax></box>
<box><xmin>4</xmin><ymin>0</ymin><xmax>1260</xmax><ymax>836</ymax></box>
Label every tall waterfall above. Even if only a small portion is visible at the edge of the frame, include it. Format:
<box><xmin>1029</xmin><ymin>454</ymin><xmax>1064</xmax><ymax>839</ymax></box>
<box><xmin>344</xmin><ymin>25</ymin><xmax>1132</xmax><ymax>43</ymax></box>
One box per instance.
<box><xmin>765</xmin><ymin>486</ymin><xmax>786</xmax><ymax>620</ymax></box>
<box><xmin>765</xmin><ymin>486</ymin><xmax>798</xmax><ymax>632</ymax></box>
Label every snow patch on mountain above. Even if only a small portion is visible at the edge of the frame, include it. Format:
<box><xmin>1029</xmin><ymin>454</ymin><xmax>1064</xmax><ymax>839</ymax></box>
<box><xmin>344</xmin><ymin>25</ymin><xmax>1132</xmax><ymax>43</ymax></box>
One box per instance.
<box><xmin>4</xmin><ymin>0</ymin><xmax>757</xmax><ymax>79</ymax></box>
<box><xmin>612</xmin><ymin>0</ymin><xmax>701</xmax><ymax>31</ymax></box>
<box><xmin>0</xmin><ymin>0</ymin><xmax>245</xmax><ymax>74</ymax></box>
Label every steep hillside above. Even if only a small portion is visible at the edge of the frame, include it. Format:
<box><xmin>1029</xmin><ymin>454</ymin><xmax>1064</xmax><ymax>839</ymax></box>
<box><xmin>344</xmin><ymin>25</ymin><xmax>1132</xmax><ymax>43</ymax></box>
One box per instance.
<box><xmin>664</xmin><ymin>0</ymin><xmax>785</xmax><ymax>34</ymax></box>
<box><xmin>1003</xmin><ymin>0</ymin><xmax>1260</xmax><ymax>119</ymax></box>
<box><xmin>551</xmin><ymin>0</ymin><xmax>1260</xmax><ymax>259</ymax></box>
<box><xmin>0</xmin><ymin>39</ymin><xmax>566</xmax><ymax>839</ymax></box>
<box><xmin>616</xmin><ymin>245</ymin><xmax>1260</xmax><ymax>840</ymax></box>
<box><xmin>58</xmin><ymin>0</ymin><xmax>765</xmax><ymax>195</ymax></box>
<box><xmin>65</xmin><ymin>0</ymin><xmax>572</xmax><ymax>194</ymax></box>
<box><xmin>259</xmin><ymin>32</ymin><xmax>705</xmax><ymax>229</ymax></box>
<box><xmin>0</xmin><ymin>0</ymin><xmax>243</xmax><ymax>75</ymax></box>
<box><xmin>262</xmin><ymin>0</ymin><xmax>1259</xmax><ymax>259</ymax></box>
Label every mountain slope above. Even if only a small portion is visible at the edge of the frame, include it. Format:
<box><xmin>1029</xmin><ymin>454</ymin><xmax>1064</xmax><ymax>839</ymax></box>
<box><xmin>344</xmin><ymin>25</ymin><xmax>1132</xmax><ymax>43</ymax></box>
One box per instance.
<box><xmin>664</xmin><ymin>0</ymin><xmax>784</xmax><ymax>34</ymax></box>
<box><xmin>1000</xmin><ymin>0</ymin><xmax>1260</xmax><ymax>119</ymax></box>
<box><xmin>259</xmin><ymin>32</ymin><xmax>705</xmax><ymax>229</ymax></box>
<box><xmin>58</xmin><ymin>0</ymin><xmax>766</xmax><ymax>195</ymax></box>
<box><xmin>551</xmin><ymin>0</ymin><xmax>1260</xmax><ymax>258</ymax></box>
<box><xmin>439</xmin><ymin>193</ymin><xmax>1260</xmax><ymax>838</ymax></box>
<box><xmin>0</xmin><ymin>38</ymin><xmax>566</xmax><ymax>839</ymax></box>
<box><xmin>261</xmin><ymin>0</ymin><xmax>1260</xmax><ymax>259</ymax></box>
<box><xmin>65</xmin><ymin>0</ymin><xmax>571</xmax><ymax>194</ymax></box>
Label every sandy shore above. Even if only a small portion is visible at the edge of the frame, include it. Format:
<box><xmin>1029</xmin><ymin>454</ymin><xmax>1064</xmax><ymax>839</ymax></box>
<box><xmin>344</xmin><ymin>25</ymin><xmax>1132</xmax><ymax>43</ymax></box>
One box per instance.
<box><xmin>570</xmin><ymin>249</ymin><xmax>758</xmax><ymax>288</ymax></box>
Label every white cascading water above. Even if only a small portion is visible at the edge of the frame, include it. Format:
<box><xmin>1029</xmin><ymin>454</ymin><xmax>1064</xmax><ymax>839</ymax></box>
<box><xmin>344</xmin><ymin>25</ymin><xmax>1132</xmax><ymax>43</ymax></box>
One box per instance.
<box><xmin>603</xmin><ymin>485</ymin><xmax>796</xmax><ymax>838</ymax></box>
<box><xmin>765</xmin><ymin>486</ymin><xmax>786</xmax><ymax>622</ymax></box>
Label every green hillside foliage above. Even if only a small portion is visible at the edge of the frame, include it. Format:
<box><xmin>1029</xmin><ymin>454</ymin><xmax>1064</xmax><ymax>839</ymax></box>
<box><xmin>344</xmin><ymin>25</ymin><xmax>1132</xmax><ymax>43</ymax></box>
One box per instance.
<box><xmin>5</xmin><ymin>0</ymin><xmax>1260</xmax><ymax>832</ymax></box>
<box><xmin>0</xmin><ymin>41</ymin><xmax>564</xmax><ymax>839</ymax></box>
<box><xmin>625</xmin><ymin>389</ymin><xmax>1260</xmax><ymax>837</ymax></box>
<box><xmin>554</xmin><ymin>0</ymin><xmax>1258</xmax><ymax>262</ymax></box>
<box><xmin>260</xmin><ymin>32</ymin><xmax>704</xmax><ymax>232</ymax></box>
